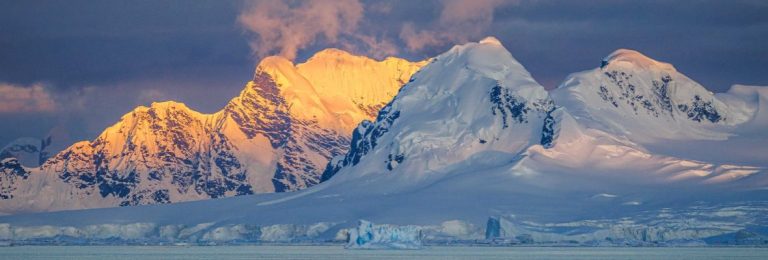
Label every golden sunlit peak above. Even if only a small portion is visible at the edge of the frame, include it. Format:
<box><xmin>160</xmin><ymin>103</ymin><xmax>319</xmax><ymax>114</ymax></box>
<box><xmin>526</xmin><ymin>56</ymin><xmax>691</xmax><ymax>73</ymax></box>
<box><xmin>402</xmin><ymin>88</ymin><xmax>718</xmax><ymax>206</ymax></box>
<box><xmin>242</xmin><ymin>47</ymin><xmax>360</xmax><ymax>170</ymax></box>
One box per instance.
<box><xmin>303</xmin><ymin>48</ymin><xmax>376</xmax><ymax>66</ymax></box>
<box><xmin>127</xmin><ymin>101</ymin><xmax>198</xmax><ymax>119</ymax></box>
<box><xmin>149</xmin><ymin>100</ymin><xmax>192</xmax><ymax>111</ymax></box>
<box><xmin>311</xmin><ymin>48</ymin><xmax>356</xmax><ymax>58</ymax></box>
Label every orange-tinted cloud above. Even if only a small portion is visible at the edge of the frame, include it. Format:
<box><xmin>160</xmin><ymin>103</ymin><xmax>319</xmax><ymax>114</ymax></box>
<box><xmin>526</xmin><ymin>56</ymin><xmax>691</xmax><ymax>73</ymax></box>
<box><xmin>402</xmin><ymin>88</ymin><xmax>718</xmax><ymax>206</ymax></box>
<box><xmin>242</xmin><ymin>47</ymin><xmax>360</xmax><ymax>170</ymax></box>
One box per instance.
<box><xmin>0</xmin><ymin>83</ymin><xmax>55</xmax><ymax>113</ymax></box>
<box><xmin>238</xmin><ymin>0</ymin><xmax>365</xmax><ymax>61</ymax></box>
<box><xmin>238</xmin><ymin>0</ymin><xmax>516</xmax><ymax>60</ymax></box>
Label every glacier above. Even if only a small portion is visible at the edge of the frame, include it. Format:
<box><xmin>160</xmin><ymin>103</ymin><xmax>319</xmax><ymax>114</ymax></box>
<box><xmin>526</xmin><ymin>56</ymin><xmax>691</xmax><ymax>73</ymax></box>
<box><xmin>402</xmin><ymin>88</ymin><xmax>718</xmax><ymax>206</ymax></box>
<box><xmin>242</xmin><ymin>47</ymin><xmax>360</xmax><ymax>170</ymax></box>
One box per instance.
<box><xmin>345</xmin><ymin>220</ymin><xmax>423</xmax><ymax>249</ymax></box>
<box><xmin>0</xmin><ymin>37</ymin><xmax>766</xmax><ymax>247</ymax></box>
<box><xmin>0</xmin><ymin>203</ymin><xmax>765</xmax><ymax>246</ymax></box>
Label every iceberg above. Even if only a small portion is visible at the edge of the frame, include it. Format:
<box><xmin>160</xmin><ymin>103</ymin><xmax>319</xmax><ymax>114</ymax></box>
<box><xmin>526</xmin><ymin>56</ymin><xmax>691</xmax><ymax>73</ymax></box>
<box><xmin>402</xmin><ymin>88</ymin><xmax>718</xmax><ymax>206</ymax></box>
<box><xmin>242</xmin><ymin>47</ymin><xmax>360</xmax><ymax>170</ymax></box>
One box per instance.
<box><xmin>345</xmin><ymin>220</ymin><xmax>423</xmax><ymax>249</ymax></box>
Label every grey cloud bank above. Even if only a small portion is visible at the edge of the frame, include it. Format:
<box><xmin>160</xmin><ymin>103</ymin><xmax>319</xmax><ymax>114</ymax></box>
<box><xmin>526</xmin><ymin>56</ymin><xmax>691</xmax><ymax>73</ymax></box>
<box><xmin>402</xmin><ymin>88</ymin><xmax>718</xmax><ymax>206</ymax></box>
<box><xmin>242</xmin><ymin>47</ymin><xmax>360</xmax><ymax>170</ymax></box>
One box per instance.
<box><xmin>0</xmin><ymin>0</ymin><xmax>766</xmax><ymax>146</ymax></box>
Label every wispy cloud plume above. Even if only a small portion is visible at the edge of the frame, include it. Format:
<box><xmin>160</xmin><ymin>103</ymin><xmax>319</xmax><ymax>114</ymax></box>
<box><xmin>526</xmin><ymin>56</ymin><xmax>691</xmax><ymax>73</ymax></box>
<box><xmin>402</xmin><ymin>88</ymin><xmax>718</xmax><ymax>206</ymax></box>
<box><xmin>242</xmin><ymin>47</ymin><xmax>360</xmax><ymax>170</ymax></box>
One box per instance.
<box><xmin>0</xmin><ymin>83</ymin><xmax>55</xmax><ymax>113</ymax></box>
<box><xmin>400</xmin><ymin>0</ymin><xmax>513</xmax><ymax>51</ymax></box>
<box><xmin>238</xmin><ymin>0</ymin><xmax>365</xmax><ymax>60</ymax></box>
<box><xmin>238</xmin><ymin>0</ymin><xmax>514</xmax><ymax>60</ymax></box>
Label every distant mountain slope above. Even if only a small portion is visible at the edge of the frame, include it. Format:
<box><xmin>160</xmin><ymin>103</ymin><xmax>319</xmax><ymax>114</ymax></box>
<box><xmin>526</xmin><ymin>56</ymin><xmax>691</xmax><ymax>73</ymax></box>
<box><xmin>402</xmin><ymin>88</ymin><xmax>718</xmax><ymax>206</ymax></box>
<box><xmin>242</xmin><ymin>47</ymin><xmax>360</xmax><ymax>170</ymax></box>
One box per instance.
<box><xmin>0</xmin><ymin>137</ymin><xmax>51</xmax><ymax>168</ymax></box>
<box><xmin>0</xmin><ymin>49</ymin><xmax>426</xmax><ymax>214</ymax></box>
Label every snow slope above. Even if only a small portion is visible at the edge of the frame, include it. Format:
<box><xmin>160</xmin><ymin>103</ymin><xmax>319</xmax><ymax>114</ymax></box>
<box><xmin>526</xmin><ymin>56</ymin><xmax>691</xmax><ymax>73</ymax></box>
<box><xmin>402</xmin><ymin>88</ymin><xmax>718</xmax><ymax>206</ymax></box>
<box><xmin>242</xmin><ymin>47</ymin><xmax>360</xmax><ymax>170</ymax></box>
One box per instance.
<box><xmin>322</xmin><ymin>36</ymin><xmax>553</xmax><ymax>182</ymax></box>
<box><xmin>0</xmin><ymin>49</ymin><xmax>426</xmax><ymax>214</ymax></box>
<box><xmin>0</xmin><ymin>38</ymin><xmax>765</xmax><ymax>246</ymax></box>
<box><xmin>549</xmin><ymin>49</ymin><xmax>768</xmax><ymax>179</ymax></box>
<box><xmin>552</xmin><ymin>49</ymin><xmax>745</xmax><ymax>142</ymax></box>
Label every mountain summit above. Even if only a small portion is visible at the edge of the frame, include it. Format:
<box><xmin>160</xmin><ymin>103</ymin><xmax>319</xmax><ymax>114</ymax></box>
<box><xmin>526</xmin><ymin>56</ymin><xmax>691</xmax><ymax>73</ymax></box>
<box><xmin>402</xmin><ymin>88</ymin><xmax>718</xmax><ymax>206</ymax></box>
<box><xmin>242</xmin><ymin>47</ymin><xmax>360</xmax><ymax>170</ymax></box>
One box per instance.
<box><xmin>601</xmin><ymin>49</ymin><xmax>677</xmax><ymax>71</ymax></box>
<box><xmin>553</xmin><ymin>48</ymin><xmax>740</xmax><ymax>141</ymax></box>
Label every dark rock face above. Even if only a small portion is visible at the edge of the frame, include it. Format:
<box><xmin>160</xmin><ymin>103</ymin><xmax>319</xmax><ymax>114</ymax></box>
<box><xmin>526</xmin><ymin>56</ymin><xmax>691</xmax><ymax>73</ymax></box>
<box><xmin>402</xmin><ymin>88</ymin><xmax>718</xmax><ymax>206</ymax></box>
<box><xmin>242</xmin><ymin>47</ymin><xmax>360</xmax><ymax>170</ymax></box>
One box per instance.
<box><xmin>490</xmin><ymin>84</ymin><xmax>553</xmax><ymax>129</ymax></box>
<box><xmin>652</xmin><ymin>75</ymin><xmax>675</xmax><ymax>114</ymax></box>
<box><xmin>598</xmin><ymin>69</ymin><xmax>725</xmax><ymax>123</ymax></box>
<box><xmin>320</xmin><ymin>100</ymin><xmax>401</xmax><ymax>181</ymax></box>
<box><xmin>225</xmin><ymin>71</ymin><xmax>293</xmax><ymax>148</ymax></box>
<box><xmin>222</xmin><ymin>70</ymin><xmax>352</xmax><ymax>193</ymax></box>
<box><xmin>273</xmin><ymin>120</ymin><xmax>349</xmax><ymax>192</ymax></box>
<box><xmin>385</xmin><ymin>153</ymin><xmax>405</xmax><ymax>171</ymax></box>
<box><xmin>540</xmin><ymin>108</ymin><xmax>559</xmax><ymax>149</ymax></box>
<box><xmin>322</xmin><ymin>81</ymin><xmax>556</xmax><ymax>180</ymax></box>
<box><xmin>683</xmin><ymin>95</ymin><xmax>723</xmax><ymax>123</ymax></box>
<box><xmin>598</xmin><ymin>85</ymin><xmax>619</xmax><ymax>107</ymax></box>
<box><xmin>38</xmin><ymin>104</ymin><xmax>257</xmax><ymax>206</ymax></box>
<box><xmin>490</xmin><ymin>84</ymin><xmax>530</xmax><ymax>128</ymax></box>
<box><xmin>0</xmin><ymin>158</ymin><xmax>29</xmax><ymax>199</ymax></box>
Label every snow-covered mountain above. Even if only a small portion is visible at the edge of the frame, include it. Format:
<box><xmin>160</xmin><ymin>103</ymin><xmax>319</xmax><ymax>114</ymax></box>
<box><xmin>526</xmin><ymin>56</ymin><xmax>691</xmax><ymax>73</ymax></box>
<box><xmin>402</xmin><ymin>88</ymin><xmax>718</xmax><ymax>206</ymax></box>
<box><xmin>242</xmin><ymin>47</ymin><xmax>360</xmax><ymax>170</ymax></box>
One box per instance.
<box><xmin>0</xmin><ymin>125</ymin><xmax>71</xmax><ymax>169</ymax></box>
<box><xmin>0</xmin><ymin>38</ymin><xmax>765</xmax><ymax>246</ymax></box>
<box><xmin>552</xmin><ymin>49</ymin><xmax>748</xmax><ymax>142</ymax></box>
<box><xmin>0</xmin><ymin>49</ymin><xmax>426</xmax><ymax>213</ymax></box>
<box><xmin>322</xmin><ymin>37</ymin><xmax>554</xmax><ymax>182</ymax></box>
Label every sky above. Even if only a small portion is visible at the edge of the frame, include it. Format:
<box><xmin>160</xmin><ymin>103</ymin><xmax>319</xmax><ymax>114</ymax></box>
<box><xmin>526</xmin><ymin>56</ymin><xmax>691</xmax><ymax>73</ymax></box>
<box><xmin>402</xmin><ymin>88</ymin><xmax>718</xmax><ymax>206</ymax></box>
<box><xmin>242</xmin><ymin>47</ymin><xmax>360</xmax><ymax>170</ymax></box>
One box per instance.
<box><xmin>1</xmin><ymin>0</ymin><xmax>767</xmax><ymax>148</ymax></box>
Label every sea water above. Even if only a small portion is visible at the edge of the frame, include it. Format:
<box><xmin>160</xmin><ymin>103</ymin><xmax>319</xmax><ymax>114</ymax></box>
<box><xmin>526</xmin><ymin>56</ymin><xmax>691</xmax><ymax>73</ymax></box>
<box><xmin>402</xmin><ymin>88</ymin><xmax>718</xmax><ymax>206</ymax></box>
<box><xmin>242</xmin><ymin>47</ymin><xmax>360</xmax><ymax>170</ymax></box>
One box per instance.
<box><xmin>0</xmin><ymin>246</ymin><xmax>767</xmax><ymax>260</ymax></box>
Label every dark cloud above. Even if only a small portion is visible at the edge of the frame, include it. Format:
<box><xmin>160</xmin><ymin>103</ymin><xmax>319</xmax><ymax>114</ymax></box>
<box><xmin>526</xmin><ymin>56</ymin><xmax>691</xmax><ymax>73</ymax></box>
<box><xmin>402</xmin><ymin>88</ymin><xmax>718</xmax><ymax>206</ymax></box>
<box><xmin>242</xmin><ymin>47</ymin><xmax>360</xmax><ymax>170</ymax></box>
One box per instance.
<box><xmin>0</xmin><ymin>0</ymin><xmax>254</xmax><ymax>145</ymax></box>
<box><xmin>0</xmin><ymin>0</ymin><xmax>253</xmax><ymax>88</ymax></box>
<box><xmin>486</xmin><ymin>0</ymin><xmax>768</xmax><ymax>90</ymax></box>
<box><xmin>1</xmin><ymin>0</ymin><xmax>767</xmax><ymax>147</ymax></box>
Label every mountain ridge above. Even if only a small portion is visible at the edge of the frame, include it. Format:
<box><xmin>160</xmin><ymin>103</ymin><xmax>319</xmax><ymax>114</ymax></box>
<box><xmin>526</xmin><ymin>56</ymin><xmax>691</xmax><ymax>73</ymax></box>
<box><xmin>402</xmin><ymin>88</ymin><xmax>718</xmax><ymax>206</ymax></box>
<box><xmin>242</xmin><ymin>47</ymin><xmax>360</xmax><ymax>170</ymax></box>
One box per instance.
<box><xmin>0</xmin><ymin>39</ymin><xmax>765</xmax><ymax>223</ymax></box>
<box><xmin>0</xmin><ymin>49</ymin><xmax>427</xmax><ymax>214</ymax></box>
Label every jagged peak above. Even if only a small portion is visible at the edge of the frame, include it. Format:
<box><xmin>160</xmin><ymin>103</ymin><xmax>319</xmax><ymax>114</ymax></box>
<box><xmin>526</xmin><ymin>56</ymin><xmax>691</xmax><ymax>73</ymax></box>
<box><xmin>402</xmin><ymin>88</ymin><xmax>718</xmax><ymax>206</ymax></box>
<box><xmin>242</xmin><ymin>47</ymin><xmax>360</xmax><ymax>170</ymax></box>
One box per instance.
<box><xmin>127</xmin><ymin>101</ymin><xmax>196</xmax><ymax>115</ymax></box>
<box><xmin>149</xmin><ymin>101</ymin><xmax>193</xmax><ymax>111</ymax></box>
<box><xmin>232</xmin><ymin>47</ymin><xmax>428</xmax><ymax>134</ymax></box>
<box><xmin>254</xmin><ymin>48</ymin><xmax>427</xmax><ymax>83</ymax></box>
<box><xmin>601</xmin><ymin>49</ymin><xmax>676</xmax><ymax>72</ymax></box>
<box><xmin>109</xmin><ymin>101</ymin><xmax>209</xmax><ymax>132</ymax></box>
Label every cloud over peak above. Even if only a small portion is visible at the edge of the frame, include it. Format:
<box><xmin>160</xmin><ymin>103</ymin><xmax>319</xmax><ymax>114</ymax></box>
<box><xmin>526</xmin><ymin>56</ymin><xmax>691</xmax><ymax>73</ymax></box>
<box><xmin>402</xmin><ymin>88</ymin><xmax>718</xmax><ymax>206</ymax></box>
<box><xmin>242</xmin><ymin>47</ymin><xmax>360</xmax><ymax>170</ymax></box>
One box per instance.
<box><xmin>238</xmin><ymin>0</ymin><xmax>365</xmax><ymax>61</ymax></box>
<box><xmin>400</xmin><ymin>0</ymin><xmax>513</xmax><ymax>51</ymax></box>
<box><xmin>237</xmin><ymin>0</ymin><xmax>513</xmax><ymax>61</ymax></box>
<box><xmin>0</xmin><ymin>83</ymin><xmax>56</xmax><ymax>114</ymax></box>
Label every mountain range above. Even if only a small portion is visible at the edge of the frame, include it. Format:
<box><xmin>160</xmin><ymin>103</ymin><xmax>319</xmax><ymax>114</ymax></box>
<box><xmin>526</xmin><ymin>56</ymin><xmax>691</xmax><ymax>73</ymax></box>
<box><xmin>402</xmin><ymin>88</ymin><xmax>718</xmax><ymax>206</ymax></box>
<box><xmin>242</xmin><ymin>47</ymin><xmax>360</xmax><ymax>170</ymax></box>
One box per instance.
<box><xmin>0</xmin><ymin>49</ymin><xmax>426</xmax><ymax>213</ymax></box>
<box><xmin>0</xmin><ymin>37</ymin><xmax>766</xmax><ymax>245</ymax></box>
